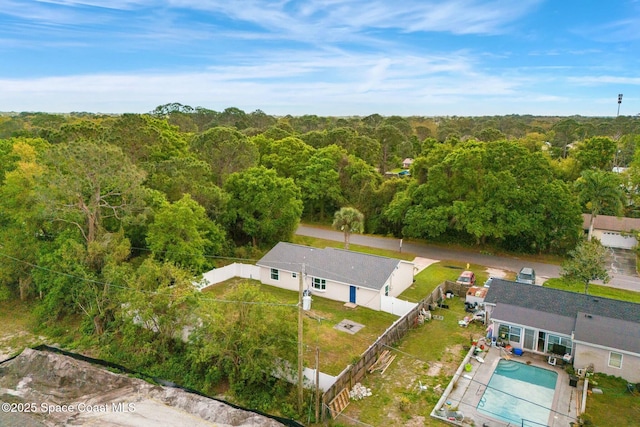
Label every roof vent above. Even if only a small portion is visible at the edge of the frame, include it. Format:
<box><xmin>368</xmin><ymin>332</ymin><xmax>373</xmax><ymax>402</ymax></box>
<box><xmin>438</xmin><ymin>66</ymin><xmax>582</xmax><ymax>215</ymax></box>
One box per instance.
<box><xmin>592</xmin><ymin>298</ymin><xmax>599</xmax><ymax>302</ymax></box>
<box><xmin>585</xmin><ymin>314</ymin><xmax>593</xmax><ymax>319</ymax></box>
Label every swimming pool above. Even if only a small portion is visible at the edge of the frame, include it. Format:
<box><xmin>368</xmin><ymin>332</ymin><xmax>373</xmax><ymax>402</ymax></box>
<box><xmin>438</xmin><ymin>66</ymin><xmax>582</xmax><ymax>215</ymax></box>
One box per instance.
<box><xmin>477</xmin><ymin>359</ymin><xmax>558</xmax><ymax>426</ymax></box>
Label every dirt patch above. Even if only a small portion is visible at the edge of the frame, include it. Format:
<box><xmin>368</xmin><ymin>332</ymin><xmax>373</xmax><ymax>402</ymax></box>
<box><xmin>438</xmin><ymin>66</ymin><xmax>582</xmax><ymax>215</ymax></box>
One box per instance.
<box><xmin>0</xmin><ymin>348</ymin><xmax>288</xmax><ymax>427</ymax></box>
<box><xmin>426</xmin><ymin>362</ymin><xmax>442</xmax><ymax>376</ymax></box>
<box><xmin>404</xmin><ymin>415</ymin><xmax>426</xmax><ymax>426</ymax></box>
<box><xmin>485</xmin><ymin>267</ymin><xmax>507</xmax><ymax>279</ymax></box>
<box><xmin>0</xmin><ymin>331</ymin><xmax>46</xmax><ymax>361</ymax></box>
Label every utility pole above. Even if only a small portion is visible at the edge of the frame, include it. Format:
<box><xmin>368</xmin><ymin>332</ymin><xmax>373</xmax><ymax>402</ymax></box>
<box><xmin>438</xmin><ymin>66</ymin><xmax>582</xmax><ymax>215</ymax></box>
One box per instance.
<box><xmin>617</xmin><ymin>93</ymin><xmax>623</xmax><ymax>116</ymax></box>
<box><xmin>297</xmin><ymin>263</ymin><xmax>304</xmax><ymax>413</ymax></box>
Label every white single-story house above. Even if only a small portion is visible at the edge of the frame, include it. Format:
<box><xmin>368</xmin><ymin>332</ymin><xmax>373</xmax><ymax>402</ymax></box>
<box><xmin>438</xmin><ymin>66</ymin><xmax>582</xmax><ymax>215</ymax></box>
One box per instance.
<box><xmin>402</xmin><ymin>158</ymin><xmax>414</xmax><ymax>169</ymax></box>
<box><xmin>257</xmin><ymin>242</ymin><xmax>415</xmax><ymax>311</ymax></box>
<box><xmin>484</xmin><ymin>279</ymin><xmax>640</xmax><ymax>383</ymax></box>
<box><xmin>582</xmin><ymin>213</ymin><xmax>640</xmax><ymax>249</ymax></box>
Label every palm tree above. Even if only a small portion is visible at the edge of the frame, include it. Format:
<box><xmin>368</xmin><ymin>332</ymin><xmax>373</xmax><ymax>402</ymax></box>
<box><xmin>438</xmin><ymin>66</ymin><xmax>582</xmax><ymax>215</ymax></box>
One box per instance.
<box><xmin>332</xmin><ymin>207</ymin><xmax>364</xmax><ymax>250</ymax></box>
<box><xmin>575</xmin><ymin>170</ymin><xmax>624</xmax><ymax>241</ymax></box>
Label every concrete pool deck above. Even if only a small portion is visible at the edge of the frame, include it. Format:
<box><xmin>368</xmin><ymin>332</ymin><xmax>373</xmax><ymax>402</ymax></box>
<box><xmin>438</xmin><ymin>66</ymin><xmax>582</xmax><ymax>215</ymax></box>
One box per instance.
<box><xmin>441</xmin><ymin>343</ymin><xmax>582</xmax><ymax>426</ymax></box>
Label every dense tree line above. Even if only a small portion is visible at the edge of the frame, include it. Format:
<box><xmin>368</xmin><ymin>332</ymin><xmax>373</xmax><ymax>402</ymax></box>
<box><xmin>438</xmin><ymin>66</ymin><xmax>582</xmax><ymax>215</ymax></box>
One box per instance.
<box><xmin>1</xmin><ymin>105</ymin><xmax>639</xmax><ymax>415</ymax></box>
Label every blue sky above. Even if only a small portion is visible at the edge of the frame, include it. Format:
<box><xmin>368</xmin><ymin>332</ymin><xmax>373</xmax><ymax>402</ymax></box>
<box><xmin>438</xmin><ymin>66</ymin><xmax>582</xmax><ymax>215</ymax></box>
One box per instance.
<box><xmin>0</xmin><ymin>0</ymin><xmax>638</xmax><ymax>116</ymax></box>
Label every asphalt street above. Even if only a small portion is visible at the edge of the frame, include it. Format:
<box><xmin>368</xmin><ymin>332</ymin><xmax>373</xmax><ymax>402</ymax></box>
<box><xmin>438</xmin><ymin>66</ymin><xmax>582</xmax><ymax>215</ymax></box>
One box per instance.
<box><xmin>296</xmin><ymin>225</ymin><xmax>640</xmax><ymax>292</ymax></box>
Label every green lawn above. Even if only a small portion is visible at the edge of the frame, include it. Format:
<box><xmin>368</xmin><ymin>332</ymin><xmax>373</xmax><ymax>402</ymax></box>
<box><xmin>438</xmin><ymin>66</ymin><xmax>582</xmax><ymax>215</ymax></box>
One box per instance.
<box><xmin>401</xmin><ymin>261</ymin><xmax>491</xmax><ymax>302</ymax></box>
<box><xmin>338</xmin><ymin>289</ymin><xmax>486</xmax><ymax>427</ymax></box>
<box><xmin>544</xmin><ymin>278</ymin><xmax>640</xmax><ymax>304</ymax></box>
<box><xmin>331</xmin><ymin>262</ymin><xmax>489</xmax><ymax>426</ymax></box>
<box><xmin>292</xmin><ymin>234</ymin><xmax>415</xmax><ymax>261</ymax></box>
<box><xmin>581</xmin><ymin>373</ymin><xmax>640</xmax><ymax>426</ymax></box>
<box><xmin>202</xmin><ymin>256</ymin><xmax>497</xmax><ymax>377</ymax></box>
<box><xmin>203</xmin><ymin>278</ymin><xmax>398</xmax><ymax>375</ymax></box>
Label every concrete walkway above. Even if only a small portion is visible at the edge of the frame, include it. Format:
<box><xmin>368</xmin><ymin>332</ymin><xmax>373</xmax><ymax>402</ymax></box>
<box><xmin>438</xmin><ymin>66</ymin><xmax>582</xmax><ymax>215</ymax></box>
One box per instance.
<box><xmin>296</xmin><ymin>225</ymin><xmax>640</xmax><ymax>292</ymax></box>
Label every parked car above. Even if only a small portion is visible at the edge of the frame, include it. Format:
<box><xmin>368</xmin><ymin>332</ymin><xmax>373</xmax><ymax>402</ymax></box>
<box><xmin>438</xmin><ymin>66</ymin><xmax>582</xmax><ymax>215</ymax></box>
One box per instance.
<box><xmin>516</xmin><ymin>267</ymin><xmax>536</xmax><ymax>284</ymax></box>
<box><xmin>456</xmin><ymin>270</ymin><xmax>476</xmax><ymax>286</ymax></box>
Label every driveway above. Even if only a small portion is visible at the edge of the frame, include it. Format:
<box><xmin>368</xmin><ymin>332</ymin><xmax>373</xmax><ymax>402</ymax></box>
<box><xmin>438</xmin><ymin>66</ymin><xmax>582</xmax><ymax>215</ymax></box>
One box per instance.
<box><xmin>296</xmin><ymin>225</ymin><xmax>640</xmax><ymax>292</ymax></box>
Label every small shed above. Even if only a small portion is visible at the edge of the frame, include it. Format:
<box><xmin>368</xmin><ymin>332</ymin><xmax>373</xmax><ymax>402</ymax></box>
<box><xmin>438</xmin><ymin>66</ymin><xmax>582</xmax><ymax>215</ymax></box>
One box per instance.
<box><xmin>466</xmin><ymin>286</ymin><xmax>488</xmax><ymax>305</ymax></box>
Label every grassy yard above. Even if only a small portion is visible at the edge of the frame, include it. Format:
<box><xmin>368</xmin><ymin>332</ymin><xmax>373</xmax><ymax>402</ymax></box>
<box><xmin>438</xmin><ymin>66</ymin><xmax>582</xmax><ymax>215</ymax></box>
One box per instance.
<box><xmin>203</xmin><ymin>259</ymin><xmax>493</xmax><ymax>378</ymax></box>
<box><xmin>544</xmin><ymin>278</ymin><xmax>640</xmax><ymax>304</ymax></box>
<box><xmin>323</xmin><ymin>262</ymin><xmax>488</xmax><ymax>426</ymax></box>
<box><xmin>581</xmin><ymin>373</ymin><xmax>640</xmax><ymax>426</ymax></box>
<box><xmin>292</xmin><ymin>234</ymin><xmax>415</xmax><ymax>262</ymax></box>
<box><xmin>203</xmin><ymin>278</ymin><xmax>398</xmax><ymax>375</ymax></box>
<box><xmin>401</xmin><ymin>260</ymin><xmax>492</xmax><ymax>302</ymax></box>
<box><xmin>335</xmin><ymin>292</ymin><xmax>485</xmax><ymax>427</ymax></box>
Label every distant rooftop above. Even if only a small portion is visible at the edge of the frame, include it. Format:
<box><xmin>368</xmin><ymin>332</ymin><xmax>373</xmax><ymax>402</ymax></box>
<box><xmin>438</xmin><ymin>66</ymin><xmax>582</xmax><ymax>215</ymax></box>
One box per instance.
<box><xmin>582</xmin><ymin>213</ymin><xmax>640</xmax><ymax>233</ymax></box>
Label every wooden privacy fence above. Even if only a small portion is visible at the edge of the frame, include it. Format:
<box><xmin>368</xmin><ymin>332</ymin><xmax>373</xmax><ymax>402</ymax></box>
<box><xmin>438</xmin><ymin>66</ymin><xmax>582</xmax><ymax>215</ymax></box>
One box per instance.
<box><xmin>320</xmin><ymin>281</ymin><xmax>464</xmax><ymax>421</ymax></box>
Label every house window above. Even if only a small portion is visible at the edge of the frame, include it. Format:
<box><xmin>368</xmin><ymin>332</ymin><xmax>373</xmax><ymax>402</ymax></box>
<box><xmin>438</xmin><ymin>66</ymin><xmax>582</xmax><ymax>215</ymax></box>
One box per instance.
<box><xmin>546</xmin><ymin>335</ymin><xmax>573</xmax><ymax>355</ymax></box>
<box><xmin>608</xmin><ymin>352</ymin><xmax>623</xmax><ymax>369</ymax></box>
<box><xmin>271</xmin><ymin>268</ymin><xmax>279</xmax><ymax>280</ymax></box>
<box><xmin>384</xmin><ymin>285</ymin><xmax>389</xmax><ymax>296</ymax></box>
<box><xmin>498</xmin><ymin>324</ymin><xmax>521</xmax><ymax>343</ymax></box>
<box><xmin>312</xmin><ymin>277</ymin><xmax>326</xmax><ymax>291</ymax></box>
<box><xmin>292</xmin><ymin>272</ymin><xmax>297</xmax><ymax>278</ymax></box>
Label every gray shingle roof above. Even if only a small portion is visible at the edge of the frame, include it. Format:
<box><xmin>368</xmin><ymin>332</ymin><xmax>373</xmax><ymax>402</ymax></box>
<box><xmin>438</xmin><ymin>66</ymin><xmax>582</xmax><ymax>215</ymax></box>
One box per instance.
<box><xmin>491</xmin><ymin>304</ymin><xmax>576</xmax><ymax>335</ymax></box>
<box><xmin>574</xmin><ymin>312</ymin><xmax>640</xmax><ymax>355</ymax></box>
<box><xmin>484</xmin><ymin>279</ymin><xmax>640</xmax><ymax>324</ymax></box>
<box><xmin>257</xmin><ymin>242</ymin><xmax>404</xmax><ymax>291</ymax></box>
<box><xmin>582</xmin><ymin>213</ymin><xmax>640</xmax><ymax>232</ymax></box>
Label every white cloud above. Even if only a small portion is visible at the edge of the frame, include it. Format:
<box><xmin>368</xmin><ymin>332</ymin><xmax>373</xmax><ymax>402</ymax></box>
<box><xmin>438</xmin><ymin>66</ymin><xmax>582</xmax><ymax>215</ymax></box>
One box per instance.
<box><xmin>568</xmin><ymin>75</ymin><xmax>640</xmax><ymax>86</ymax></box>
<box><xmin>0</xmin><ymin>48</ymin><xmax>531</xmax><ymax>115</ymax></box>
<box><xmin>7</xmin><ymin>0</ymin><xmax>543</xmax><ymax>48</ymax></box>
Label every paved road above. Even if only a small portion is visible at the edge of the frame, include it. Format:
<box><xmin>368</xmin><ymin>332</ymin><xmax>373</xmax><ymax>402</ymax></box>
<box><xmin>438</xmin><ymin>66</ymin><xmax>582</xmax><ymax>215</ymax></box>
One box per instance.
<box><xmin>296</xmin><ymin>225</ymin><xmax>640</xmax><ymax>292</ymax></box>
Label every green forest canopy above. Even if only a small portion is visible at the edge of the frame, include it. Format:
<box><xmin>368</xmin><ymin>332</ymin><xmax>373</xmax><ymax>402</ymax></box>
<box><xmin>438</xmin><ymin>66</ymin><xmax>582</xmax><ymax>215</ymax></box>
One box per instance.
<box><xmin>2</xmin><ymin>105</ymin><xmax>640</xmax><ymax>413</ymax></box>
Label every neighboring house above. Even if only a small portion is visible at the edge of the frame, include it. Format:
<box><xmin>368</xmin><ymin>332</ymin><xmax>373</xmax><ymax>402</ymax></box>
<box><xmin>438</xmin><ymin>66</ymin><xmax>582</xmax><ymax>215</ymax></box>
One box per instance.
<box><xmin>484</xmin><ymin>279</ymin><xmax>640</xmax><ymax>382</ymax></box>
<box><xmin>402</xmin><ymin>158</ymin><xmax>414</xmax><ymax>169</ymax></box>
<box><xmin>582</xmin><ymin>214</ymin><xmax>640</xmax><ymax>249</ymax></box>
<box><xmin>257</xmin><ymin>242</ymin><xmax>415</xmax><ymax>311</ymax></box>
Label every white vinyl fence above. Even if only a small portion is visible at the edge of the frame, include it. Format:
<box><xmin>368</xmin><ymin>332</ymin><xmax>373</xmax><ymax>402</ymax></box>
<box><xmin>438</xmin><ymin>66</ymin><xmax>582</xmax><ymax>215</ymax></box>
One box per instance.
<box><xmin>195</xmin><ymin>263</ymin><xmax>261</xmax><ymax>290</ymax></box>
<box><xmin>380</xmin><ymin>295</ymin><xmax>418</xmax><ymax>316</ymax></box>
<box><xmin>272</xmin><ymin>359</ymin><xmax>338</xmax><ymax>392</ymax></box>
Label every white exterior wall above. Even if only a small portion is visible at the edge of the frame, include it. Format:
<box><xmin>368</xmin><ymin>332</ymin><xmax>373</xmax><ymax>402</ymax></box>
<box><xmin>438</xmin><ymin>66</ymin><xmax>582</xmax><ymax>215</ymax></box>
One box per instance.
<box><xmin>573</xmin><ymin>342</ymin><xmax>640</xmax><ymax>383</ymax></box>
<box><xmin>259</xmin><ymin>260</ymin><xmax>414</xmax><ymax>311</ymax></box>
<box><xmin>319</xmin><ymin>284</ymin><xmax>379</xmax><ymax>310</ymax></box>
<box><xmin>387</xmin><ymin>261</ymin><xmax>415</xmax><ymax>297</ymax></box>
<box><xmin>593</xmin><ymin>230</ymin><xmax>637</xmax><ymax>249</ymax></box>
<box><xmin>260</xmin><ymin>266</ymin><xmax>300</xmax><ymax>292</ymax></box>
<box><xmin>259</xmin><ymin>265</ymin><xmax>382</xmax><ymax>310</ymax></box>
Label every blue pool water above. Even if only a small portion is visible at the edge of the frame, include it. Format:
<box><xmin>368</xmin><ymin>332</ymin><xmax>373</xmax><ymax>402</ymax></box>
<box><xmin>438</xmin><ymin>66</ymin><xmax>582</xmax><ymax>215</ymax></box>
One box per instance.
<box><xmin>477</xmin><ymin>359</ymin><xmax>558</xmax><ymax>426</ymax></box>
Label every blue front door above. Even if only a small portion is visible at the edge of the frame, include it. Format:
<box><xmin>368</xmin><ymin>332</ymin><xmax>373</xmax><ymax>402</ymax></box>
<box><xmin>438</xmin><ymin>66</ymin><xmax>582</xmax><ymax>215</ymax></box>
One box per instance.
<box><xmin>349</xmin><ymin>286</ymin><xmax>356</xmax><ymax>303</ymax></box>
